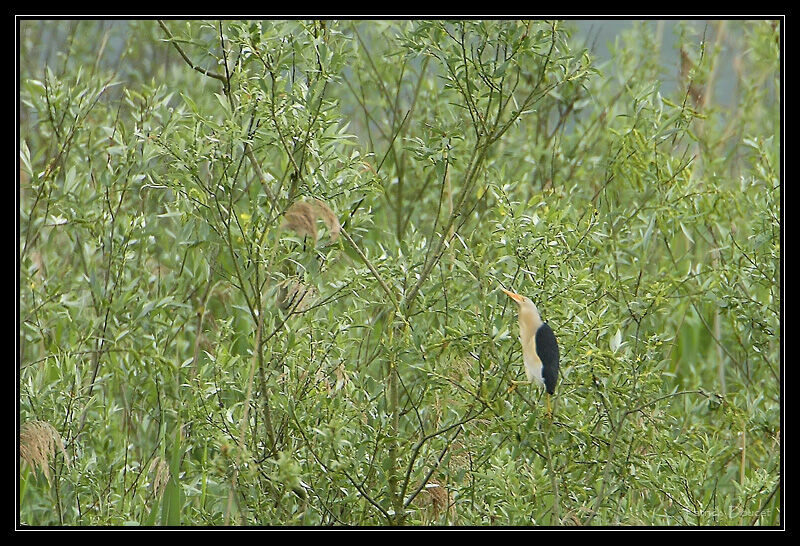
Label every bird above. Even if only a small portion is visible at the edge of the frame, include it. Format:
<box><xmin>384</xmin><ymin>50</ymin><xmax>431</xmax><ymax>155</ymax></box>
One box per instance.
<box><xmin>501</xmin><ymin>287</ymin><xmax>560</xmax><ymax>414</ymax></box>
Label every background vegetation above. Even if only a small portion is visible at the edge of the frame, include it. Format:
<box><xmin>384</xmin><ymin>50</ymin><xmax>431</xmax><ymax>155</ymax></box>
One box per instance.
<box><xmin>18</xmin><ymin>19</ymin><xmax>781</xmax><ymax>526</ymax></box>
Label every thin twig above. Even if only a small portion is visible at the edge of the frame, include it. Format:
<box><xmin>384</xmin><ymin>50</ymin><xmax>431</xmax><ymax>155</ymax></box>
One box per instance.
<box><xmin>339</xmin><ymin>226</ymin><xmax>407</xmax><ymax>324</ymax></box>
<box><xmin>157</xmin><ymin>20</ymin><xmax>227</xmax><ymax>83</ymax></box>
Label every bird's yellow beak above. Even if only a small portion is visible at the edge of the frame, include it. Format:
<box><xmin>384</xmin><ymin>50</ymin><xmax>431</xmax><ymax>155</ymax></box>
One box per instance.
<box><xmin>501</xmin><ymin>288</ymin><xmax>524</xmax><ymax>304</ymax></box>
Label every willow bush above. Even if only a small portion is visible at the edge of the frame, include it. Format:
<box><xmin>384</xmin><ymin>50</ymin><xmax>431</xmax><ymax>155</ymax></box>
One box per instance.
<box><xmin>19</xmin><ymin>19</ymin><xmax>780</xmax><ymax>526</ymax></box>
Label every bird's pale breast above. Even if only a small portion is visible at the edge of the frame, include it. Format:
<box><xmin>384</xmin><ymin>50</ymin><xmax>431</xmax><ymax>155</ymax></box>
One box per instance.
<box><xmin>522</xmin><ymin>334</ymin><xmax>544</xmax><ymax>386</ymax></box>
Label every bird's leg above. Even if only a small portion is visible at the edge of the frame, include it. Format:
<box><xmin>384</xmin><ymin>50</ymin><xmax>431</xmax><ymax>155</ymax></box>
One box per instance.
<box><xmin>545</xmin><ymin>394</ymin><xmax>552</xmax><ymax>418</ymax></box>
<box><xmin>507</xmin><ymin>380</ymin><xmax>531</xmax><ymax>394</ymax></box>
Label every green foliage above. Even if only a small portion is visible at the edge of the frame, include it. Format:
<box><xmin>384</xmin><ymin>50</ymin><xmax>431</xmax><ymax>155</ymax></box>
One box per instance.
<box><xmin>19</xmin><ymin>19</ymin><xmax>780</xmax><ymax>526</ymax></box>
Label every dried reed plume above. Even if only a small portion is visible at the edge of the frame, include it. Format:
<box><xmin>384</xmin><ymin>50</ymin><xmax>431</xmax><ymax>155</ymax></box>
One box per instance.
<box><xmin>415</xmin><ymin>481</ymin><xmax>456</xmax><ymax>523</ymax></box>
<box><xmin>680</xmin><ymin>46</ymin><xmax>704</xmax><ymax>107</ymax></box>
<box><xmin>277</xmin><ymin>277</ymin><xmax>317</xmax><ymax>312</ymax></box>
<box><xmin>333</xmin><ymin>362</ymin><xmax>349</xmax><ymax>392</ymax></box>
<box><xmin>282</xmin><ymin>198</ymin><xmax>341</xmax><ymax>244</ymax></box>
<box><xmin>147</xmin><ymin>456</ymin><xmax>171</xmax><ymax>499</ymax></box>
<box><xmin>20</xmin><ymin>420</ymin><xmax>70</xmax><ymax>483</ymax></box>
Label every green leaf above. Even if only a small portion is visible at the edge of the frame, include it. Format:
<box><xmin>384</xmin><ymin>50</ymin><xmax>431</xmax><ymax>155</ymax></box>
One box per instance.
<box><xmin>679</xmin><ymin>222</ymin><xmax>695</xmax><ymax>245</ymax></box>
<box><xmin>610</xmin><ymin>328</ymin><xmax>622</xmax><ymax>353</ymax></box>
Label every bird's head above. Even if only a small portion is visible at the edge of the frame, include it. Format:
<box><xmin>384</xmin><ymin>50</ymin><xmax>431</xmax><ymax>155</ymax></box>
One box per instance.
<box><xmin>501</xmin><ymin>288</ymin><xmax>543</xmax><ymax>331</ymax></box>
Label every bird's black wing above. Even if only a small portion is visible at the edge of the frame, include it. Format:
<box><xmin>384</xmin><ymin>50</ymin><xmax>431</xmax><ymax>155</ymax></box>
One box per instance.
<box><xmin>536</xmin><ymin>322</ymin><xmax>560</xmax><ymax>394</ymax></box>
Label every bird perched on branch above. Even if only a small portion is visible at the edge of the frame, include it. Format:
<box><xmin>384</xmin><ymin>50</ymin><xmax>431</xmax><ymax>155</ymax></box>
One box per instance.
<box><xmin>502</xmin><ymin>287</ymin><xmax>560</xmax><ymax>414</ymax></box>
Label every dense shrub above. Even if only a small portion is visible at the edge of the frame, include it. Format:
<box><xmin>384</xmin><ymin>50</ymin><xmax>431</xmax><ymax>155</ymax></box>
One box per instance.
<box><xmin>19</xmin><ymin>19</ymin><xmax>780</xmax><ymax>526</ymax></box>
